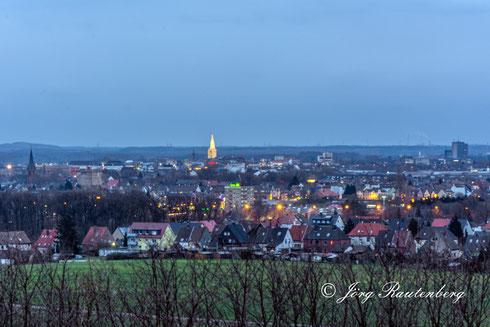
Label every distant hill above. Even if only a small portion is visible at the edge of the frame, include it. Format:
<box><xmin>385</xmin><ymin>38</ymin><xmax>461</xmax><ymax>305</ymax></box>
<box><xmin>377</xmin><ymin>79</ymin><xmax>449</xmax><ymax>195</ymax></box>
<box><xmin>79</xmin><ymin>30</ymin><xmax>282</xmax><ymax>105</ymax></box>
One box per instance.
<box><xmin>0</xmin><ymin>142</ymin><xmax>488</xmax><ymax>164</ymax></box>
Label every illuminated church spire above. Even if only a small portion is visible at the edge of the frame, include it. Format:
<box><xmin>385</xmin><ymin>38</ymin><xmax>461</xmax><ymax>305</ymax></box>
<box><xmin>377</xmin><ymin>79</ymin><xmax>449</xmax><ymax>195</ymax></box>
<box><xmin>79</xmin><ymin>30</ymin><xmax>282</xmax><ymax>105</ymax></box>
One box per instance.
<box><xmin>208</xmin><ymin>133</ymin><xmax>217</xmax><ymax>159</ymax></box>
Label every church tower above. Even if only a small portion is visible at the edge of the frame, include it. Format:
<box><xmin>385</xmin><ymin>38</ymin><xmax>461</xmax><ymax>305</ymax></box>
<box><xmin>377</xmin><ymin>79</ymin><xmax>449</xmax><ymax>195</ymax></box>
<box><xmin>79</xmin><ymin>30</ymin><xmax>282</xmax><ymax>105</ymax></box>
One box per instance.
<box><xmin>207</xmin><ymin>133</ymin><xmax>217</xmax><ymax>159</ymax></box>
<box><xmin>27</xmin><ymin>148</ymin><xmax>36</xmax><ymax>177</ymax></box>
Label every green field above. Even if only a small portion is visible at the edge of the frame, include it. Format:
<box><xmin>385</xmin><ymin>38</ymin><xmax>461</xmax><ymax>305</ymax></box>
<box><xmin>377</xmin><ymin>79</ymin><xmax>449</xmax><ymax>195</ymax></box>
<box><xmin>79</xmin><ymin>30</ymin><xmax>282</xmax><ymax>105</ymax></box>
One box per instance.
<box><xmin>2</xmin><ymin>258</ymin><xmax>489</xmax><ymax>326</ymax></box>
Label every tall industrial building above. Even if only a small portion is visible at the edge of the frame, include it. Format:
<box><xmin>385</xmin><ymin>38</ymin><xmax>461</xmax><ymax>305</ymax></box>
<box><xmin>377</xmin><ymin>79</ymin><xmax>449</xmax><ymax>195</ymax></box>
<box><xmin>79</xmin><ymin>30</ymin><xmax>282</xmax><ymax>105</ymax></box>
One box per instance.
<box><xmin>207</xmin><ymin>133</ymin><xmax>217</xmax><ymax>159</ymax></box>
<box><xmin>317</xmin><ymin>152</ymin><xmax>333</xmax><ymax>164</ymax></box>
<box><xmin>452</xmin><ymin>141</ymin><xmax>468</xmax><ymax>159</ymax></box>
<box><xmin>224</xmin><ymin>184</ymin><xmax>254</xmax><ymax>210</ymax></box>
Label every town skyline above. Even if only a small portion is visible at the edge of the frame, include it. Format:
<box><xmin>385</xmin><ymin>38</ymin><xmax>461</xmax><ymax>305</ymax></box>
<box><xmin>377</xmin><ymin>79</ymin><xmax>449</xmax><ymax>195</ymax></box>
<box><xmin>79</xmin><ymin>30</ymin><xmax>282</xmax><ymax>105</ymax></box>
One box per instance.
<box><xmin>0</xmin><ymin>137</ymin><xmax>488</xmax><ymax>148</ymax></box>
<box><xmin>1</xmin><ymin>1</ymin><xmax>489</xmax><ymax>324</ymax></box>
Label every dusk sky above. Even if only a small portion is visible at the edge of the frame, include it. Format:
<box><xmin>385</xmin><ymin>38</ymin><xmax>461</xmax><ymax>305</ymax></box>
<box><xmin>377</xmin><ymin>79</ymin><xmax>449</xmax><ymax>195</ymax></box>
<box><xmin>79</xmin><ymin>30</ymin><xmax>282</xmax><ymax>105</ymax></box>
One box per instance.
<box><xmin>1</xmin><ymin>0</ymin><xmax>489</xmax><ymax>147</ymax></box>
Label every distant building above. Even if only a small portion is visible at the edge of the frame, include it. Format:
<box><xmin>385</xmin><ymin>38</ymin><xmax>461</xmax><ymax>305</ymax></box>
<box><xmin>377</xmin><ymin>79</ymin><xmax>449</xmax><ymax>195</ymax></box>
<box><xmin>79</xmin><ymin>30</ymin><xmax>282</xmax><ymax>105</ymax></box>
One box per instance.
<box><xmin>225</xmin><ymin>160</ymin><xmax>246</xmax><ymax>173</ymax></box>
<box><xmin>208</xmin><ymin>133</ymin><xmax>217</xmax><ymax>159</ymax></box>
<box><xmin>175</xmin><ymin>226</ymin><xmax>210</xmax><ymax>251</ymax></box>
<box><xmin>225</xmin><ymin>184</ymin><xmax>254</xmax><ymax>210</ymax></box>
<box><xmin>404</xmin><ymin>156</ymin><xmax>415</xmax><ymax>165</ymax></box>
<box><xmin>33</xmin><ymin>229</ymin><xmax>58</xmax><ymax>254</ymax></box>
<box><xmin>317</xmin><ymin>152</ymin><xmax>333</xmax><ymax>164</ymax></box>
<box><xmin>218</xmin><ymin>223</ymin><xmax>250</xmax><ymax>249</ymax></box>
<box><xmin>112</xmin><ymin>227</ymin><xmax>130</xmax><ymax>246</ymax></box>
<box><xmin>103</xmin><ymin>160</ymin><xmax>124</xmax><ymax>171</ymax></box>
<box><xmin>0</xmin><ymin>231</ymin><xmax>32</xmax><ymax>251</ymax></box>
<box><xmin>77</xmin><ymin>170</ymin><xmax>103</xmax><ymax>187</ymax></box>
<box><xmin>415</xmin><ymin>155</ymin><xmax>430</xmax><ymax>166</ymax></box>
<box><xmin>303</xmin><ymin>225</ymin><xmax>350</xmax><ymax>253</ymax></box>
<box><xmin>127</xmin><ymin>222</ymin><xmax>175</xmax><ymax>251</ymax></box>
<box><xmin>307</xmin><ymin>213</ymin><xmax>345</xmax><ymax>231</ymax></box>
<box><xmin>27</xmin><ymin>149</ymin><xmax>36</xmax><ymax>177</ymax></box>
<box><xmin>82</xmin><ymin>226</ymin><xmax>115</xmax><ymax>252</ymax></box>
<box><xmin>452</xmin><ymin>141</ymin><xmax>468</xmax><ymax>159</ymax></box>
<box><xmin>347</xmin><ymin>223</ymin><xmax>387</xmax><ymax>249</ymax></box>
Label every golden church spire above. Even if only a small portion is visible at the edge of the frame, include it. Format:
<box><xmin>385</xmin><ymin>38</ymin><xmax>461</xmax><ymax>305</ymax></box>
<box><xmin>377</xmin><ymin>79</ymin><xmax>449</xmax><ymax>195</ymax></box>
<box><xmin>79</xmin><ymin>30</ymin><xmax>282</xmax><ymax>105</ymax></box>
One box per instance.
<box><xmin>208</xmin><ymin>133</ymin><xmax>217</xmax><ymax>159</ymax></box>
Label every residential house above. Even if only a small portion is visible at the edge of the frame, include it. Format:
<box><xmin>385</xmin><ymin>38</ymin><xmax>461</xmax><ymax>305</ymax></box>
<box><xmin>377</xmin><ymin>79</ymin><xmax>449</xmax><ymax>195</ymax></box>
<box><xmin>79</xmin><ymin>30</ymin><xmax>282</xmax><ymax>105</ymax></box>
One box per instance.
<box><xmin>168</xmin><ymin>222</ymin><xmax>201</xmax><ymax>237</ymax></box>
<box><xmin>432</xmin><ymin>218</ymin><xmax>473</xmax><ymax>236</ymax></box>
<box><xmin>266</xmin><ymin>228</ymin><xmax>293</xmax><ymax>252</ymax></box>
<box><xmin>387</xmin><ymin>218</ymin><xmax>411</xmax><ymax>231</ymax></box>
<box><xmin>248</xmin><ymin>226</ymin><xmax>293</xmax><ymax>252</ymax></box>
<box><xmin>190</xmin><ymin>220</ymin><xmax>216</xmax><ymax>233</ymax></box>
<box><xmin>416</xmin><ymin>227</ymin><xmax>462</xmax><ymax>258</ymax></box>
<box><xmin>307</xmin><ymin>213</ymin><xmax>345</xmax><ymax>231</ymax></box>
<box><xmin>289</xmin><ymin>225</ymin><xmax>308</xmax><ymax>250</ymax></box>
<box><xmin>218</xmin><ymin>223</ymin><xmax>250</xmax><ymax>249</ymax></box>
<box><xmin>0</xmin><ymin>231</ymin><xmax>32</xmax><ymax>251</ymax></box>
<box><xmin>347</xmin><ymin>223</ymin><xmax>387</xmax><ymax>250</ymax></box>
<box><xmin>277</xmin><ymin>214</ymin><xmax>304</xmax><ymax>228</ymax></box>
<box><xmin>464</xmin><ymin>233</ymin><xmax>490</xmax><ymax>257</ymax></box>
<box><xmin>204</xmin><ymin>224</ymin><xmax>225</xmax><ymax>250</ymax></box>
<box><xmin>376</xmin><ymin>230</ymin><xmax>416</xmax><ymax>255</ymax></box>
<box><xmin>459</xmin><ymin>219</ymin><xmax>474</xmax><ymax>236</ymax></box>
<box><xmin>451</xmin><ymin>184</ymin><xmax>472</xmax><ymax>198</ymax></box>
<box><xmin>82</xmin><ymin>226</ymin><xmax>115</xmax><ymax>252</ymax></box>
<box><xmin>128</xmin><ymin>222</ymin><xmax>175</xmax><ymax>251</ymax></box>
<box><xmin>431</xmin><ymin>219</ymin><xmax>451</xmax><ymax>228</ymax></box>
<box><xmin>175</xmin><ymin>226</ymin><xmax>209</xmax><ymax>251</ymax></box>
<box><xmin>112</xmin><ymin>227</ymin><xmax>130</xmax><ymax>246</ymax></box>
<box><xmin>303</xmin><ymin>226</ymin><xmax>350</xmax><ymax>253</ymax></box>
<box><xmin>33</xmin><ymin>229</ymin><xmax>58</xmax><ymax>254</ymax></box>
<box><xmin>311</xmin><ymin>188</ymin><xmax>340</xmax><ymax>199</ymax></box>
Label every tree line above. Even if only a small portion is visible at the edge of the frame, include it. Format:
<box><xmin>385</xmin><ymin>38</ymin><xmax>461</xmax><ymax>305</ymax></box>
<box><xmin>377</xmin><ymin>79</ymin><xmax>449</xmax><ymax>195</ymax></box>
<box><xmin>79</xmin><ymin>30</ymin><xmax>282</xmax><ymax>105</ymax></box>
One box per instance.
<box><xmin>0</xmin><ymin>191</ymin><xmax>219</xmax><ymax>239</ymax></box>
<box><xmin>0</xmin><ymin>254</ymin><xmax>488</xmax><ymax>326</ymax></box>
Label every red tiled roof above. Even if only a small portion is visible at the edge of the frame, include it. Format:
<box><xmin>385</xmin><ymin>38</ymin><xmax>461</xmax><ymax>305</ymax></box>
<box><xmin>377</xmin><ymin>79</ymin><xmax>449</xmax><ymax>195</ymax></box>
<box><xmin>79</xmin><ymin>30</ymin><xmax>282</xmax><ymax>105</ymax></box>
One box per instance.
<box><xmin>289</xmin><ymin>225</ymin><xmax>308</xmax><ymax>242</ymax></box>
<box><xmin>482</xmin><ymin>221</ymin><xmax>490</xmax><ymax>230</ymax></box>
<box><xmin>107</xmin><ymin>179</ymin><xmax>119</xmax><ymax>187</ymax></box>
<box><xmin>82</xmin><ymin>226</ymin><xmax>114</xmax><ymax>246</ymax></box>
<box><xmin>129</xmin><ymin>222</ymin><xmax>169</xmax><ymax>238</ymax></box>
<box><xmin>33</xmin><ymin>229</ymin><xmax>57</xmax><ymax>249</ymax></box>
<box><xmin>431</xmin><ymin>219</ymin><xmax>451</xmax><ymax>228</ymax></box>
<box><xmin>348</xmin><ymin>223</ymin><xmax>386</xmax><ymax>237</ymax></box>
<box><xmin>190</xmin><ymin>220</ymin><xmax>216</xmax><ymax>233</ymax></box>
<box><xmin>312</xmin><ymin>189</ymin><xmax>339</xmax><ymax>198</ymax></box>
<box><xmin>278</xmin><ymin>214</ymin><xmax>296</xmax><ymax>225</ymax></box>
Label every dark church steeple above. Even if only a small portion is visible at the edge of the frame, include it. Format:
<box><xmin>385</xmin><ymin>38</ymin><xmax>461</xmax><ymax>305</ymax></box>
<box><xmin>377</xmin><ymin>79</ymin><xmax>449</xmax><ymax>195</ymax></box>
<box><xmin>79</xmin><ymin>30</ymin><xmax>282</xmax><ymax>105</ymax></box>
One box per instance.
<box><xmin>27</xmin><ymin>148</ymin><xmax>36</xmax><ymax>177</ymax></box>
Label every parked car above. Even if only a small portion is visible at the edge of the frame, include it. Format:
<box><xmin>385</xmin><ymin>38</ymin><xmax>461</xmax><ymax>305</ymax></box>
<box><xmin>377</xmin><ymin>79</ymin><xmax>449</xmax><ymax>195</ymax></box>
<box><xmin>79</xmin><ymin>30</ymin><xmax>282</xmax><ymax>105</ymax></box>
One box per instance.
<box><xmin>311</xmin><ymin>255</ymin><xmax>323</xmax><ymax>262</ymax></box>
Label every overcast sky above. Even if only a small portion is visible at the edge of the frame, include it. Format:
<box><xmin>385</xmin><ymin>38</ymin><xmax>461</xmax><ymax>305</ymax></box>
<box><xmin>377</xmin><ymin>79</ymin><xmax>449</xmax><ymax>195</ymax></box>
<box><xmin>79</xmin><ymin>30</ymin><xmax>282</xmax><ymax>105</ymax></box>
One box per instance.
<box><xmin>1</xmin><ymin>0</ymin><xmax>489</xmax><ymax>147</ymax></box>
